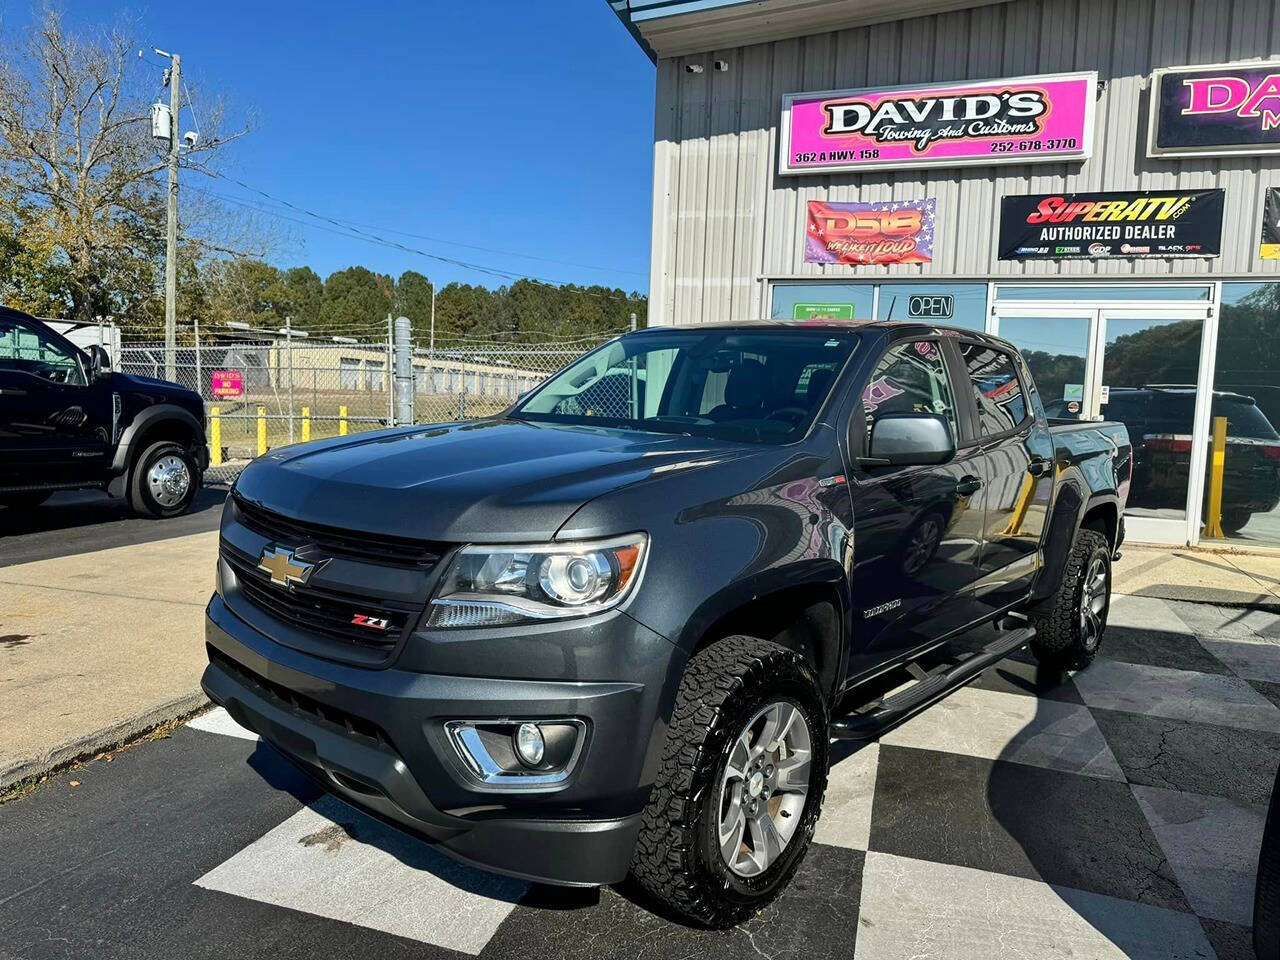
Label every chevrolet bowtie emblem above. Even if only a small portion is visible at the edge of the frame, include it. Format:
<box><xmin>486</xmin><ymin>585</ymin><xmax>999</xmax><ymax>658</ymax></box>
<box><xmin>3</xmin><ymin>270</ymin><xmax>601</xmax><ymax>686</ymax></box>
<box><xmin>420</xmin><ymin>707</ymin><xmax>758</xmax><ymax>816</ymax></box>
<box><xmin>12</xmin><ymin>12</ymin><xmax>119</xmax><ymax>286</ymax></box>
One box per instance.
<box><xmin>258</xmin><ymin>546</ymin><xmax>317</xmax><ymax>588</ymax></box>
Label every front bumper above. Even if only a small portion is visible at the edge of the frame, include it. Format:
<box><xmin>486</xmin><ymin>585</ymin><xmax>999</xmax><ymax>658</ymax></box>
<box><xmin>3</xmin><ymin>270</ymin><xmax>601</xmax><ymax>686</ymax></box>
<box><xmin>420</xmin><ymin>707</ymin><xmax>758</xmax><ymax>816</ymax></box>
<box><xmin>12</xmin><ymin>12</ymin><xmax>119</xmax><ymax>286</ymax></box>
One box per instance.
<box><xmin>203</xmin><ymin>593</ymin><xmax>680</xmax><ymax>886</ymax></box>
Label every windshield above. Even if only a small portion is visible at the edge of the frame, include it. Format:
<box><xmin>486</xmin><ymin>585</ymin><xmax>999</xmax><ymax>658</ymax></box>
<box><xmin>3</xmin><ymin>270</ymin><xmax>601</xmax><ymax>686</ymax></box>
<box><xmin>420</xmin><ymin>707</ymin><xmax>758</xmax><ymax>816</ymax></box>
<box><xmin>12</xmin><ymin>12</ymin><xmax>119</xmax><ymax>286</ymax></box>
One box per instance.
<box><xmin>510</xmin><ymin>327</ymin><xmax>861</xmax><ymax>443</ymax></box>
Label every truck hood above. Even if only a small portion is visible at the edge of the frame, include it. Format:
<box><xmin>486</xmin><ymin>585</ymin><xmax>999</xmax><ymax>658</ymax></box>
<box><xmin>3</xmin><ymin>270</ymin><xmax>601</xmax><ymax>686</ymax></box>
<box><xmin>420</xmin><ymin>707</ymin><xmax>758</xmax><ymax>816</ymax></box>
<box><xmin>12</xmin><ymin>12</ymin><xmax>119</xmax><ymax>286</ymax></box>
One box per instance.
<box><xmin>231</xmin><ymin>418</ymin><xmax>758</xmax><ymax>543</ymax></box>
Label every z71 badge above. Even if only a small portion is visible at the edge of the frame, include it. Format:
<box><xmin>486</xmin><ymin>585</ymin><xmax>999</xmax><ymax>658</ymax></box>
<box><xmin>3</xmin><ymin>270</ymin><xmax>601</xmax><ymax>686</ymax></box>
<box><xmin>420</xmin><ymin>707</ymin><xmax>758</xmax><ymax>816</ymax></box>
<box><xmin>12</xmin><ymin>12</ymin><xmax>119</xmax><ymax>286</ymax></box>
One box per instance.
<box><xmin>350</xmin><ymin>614</ymin><xmax>391</xmax><ymax>631</ymax></box>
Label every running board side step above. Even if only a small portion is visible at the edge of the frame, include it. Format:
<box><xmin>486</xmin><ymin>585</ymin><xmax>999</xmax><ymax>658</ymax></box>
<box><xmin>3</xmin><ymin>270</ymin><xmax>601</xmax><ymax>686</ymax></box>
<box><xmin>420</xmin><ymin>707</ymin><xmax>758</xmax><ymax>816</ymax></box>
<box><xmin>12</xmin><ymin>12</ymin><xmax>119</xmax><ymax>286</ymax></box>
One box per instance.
<box><xmin>829</xmin><ymin>626</ymin><xmax>1036</xmax><ymax>741</ymax></box>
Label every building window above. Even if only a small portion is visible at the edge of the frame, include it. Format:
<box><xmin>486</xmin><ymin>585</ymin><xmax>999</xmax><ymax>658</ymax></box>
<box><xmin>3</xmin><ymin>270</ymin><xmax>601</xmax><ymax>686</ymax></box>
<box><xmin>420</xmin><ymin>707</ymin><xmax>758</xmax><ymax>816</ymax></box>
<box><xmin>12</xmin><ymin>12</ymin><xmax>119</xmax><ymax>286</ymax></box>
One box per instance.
<box><xmin>1208</xmin><ymin>283</ymin><xmax>1280</xmax><ymax>543</ymax></box>
<box><xmin>770</xmin><ymin>283</ymin><xmax>875</xmax><ymax>321</ymax></box>
<box><xmin>877</xmin><ymin>283</ymin><xmax>986</xmax><ymax>331</ymax></box>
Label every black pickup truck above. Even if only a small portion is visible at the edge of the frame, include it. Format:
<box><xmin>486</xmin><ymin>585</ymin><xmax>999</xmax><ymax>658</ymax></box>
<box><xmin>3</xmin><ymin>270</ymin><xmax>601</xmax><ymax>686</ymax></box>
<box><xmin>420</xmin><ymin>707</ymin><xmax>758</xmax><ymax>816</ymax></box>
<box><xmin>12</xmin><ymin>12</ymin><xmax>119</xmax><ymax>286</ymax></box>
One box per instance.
<box><xmin>0</xmin><ymin>306</ymin><xmax>208</xmax><ymax>517</ymax></box>
<box><xmin>203</xmin><ymin>321</ymin><xmax>1131</xmax><ymax>926</ymax></box>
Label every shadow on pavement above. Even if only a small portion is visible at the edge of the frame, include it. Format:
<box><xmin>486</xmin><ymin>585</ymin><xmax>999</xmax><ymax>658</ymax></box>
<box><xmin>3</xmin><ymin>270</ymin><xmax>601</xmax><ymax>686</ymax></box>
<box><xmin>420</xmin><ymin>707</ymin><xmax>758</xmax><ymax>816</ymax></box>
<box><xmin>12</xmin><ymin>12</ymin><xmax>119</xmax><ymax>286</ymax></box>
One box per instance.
<box><xmin>0</xmin><ymin>486</ymin><xmax>226</xmax><ymax>565</ymax></box>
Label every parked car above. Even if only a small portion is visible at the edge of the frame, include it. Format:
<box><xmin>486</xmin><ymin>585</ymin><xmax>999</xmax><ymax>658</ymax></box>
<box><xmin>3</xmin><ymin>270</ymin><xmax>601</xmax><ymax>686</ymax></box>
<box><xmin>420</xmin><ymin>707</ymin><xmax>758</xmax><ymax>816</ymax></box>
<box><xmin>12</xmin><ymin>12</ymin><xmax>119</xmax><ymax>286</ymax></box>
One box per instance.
<box><xmin>1046</xmin><ymin>385</ymin><xmax>1280</xmax><ymax>534</ymax></box>
<box><xmin>202</xmin><ymin>321</ymin><xmax>1130</xmax><ymax>926</ymax></box>
<box><xmin>0</xmin><ymin>306</ymin><xmax>208</xmax><ymax>517</ymax></box>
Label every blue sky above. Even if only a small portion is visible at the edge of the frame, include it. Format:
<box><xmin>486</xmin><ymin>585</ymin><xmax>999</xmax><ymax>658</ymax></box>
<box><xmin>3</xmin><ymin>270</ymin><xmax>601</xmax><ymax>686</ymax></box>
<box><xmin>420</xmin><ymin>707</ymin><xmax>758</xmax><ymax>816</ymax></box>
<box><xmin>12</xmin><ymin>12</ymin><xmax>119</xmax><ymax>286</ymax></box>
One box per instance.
<box><xmin>4</xmin><ymin>1</ymin><xmax>656</xmax><ymax>292</ymax></box>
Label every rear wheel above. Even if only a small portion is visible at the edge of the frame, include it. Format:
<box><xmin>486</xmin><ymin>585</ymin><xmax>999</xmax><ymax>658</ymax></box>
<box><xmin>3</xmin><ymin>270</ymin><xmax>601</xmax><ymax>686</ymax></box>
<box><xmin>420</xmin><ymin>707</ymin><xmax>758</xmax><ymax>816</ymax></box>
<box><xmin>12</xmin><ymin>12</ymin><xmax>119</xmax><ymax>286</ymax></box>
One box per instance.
<box><xmin>630</xmin><ymin>635</ymin><xmax>829</xmax><ymax>927</ymax></box>
<box><xmin>128</xmin><ymin>441</ymin><xmax>199</xmax><ymax>518</ymax></box>
<box><xmin>1029</xmin><ymin>528</ymin><xmax>1111</xmax><ymax>670</ymax></box>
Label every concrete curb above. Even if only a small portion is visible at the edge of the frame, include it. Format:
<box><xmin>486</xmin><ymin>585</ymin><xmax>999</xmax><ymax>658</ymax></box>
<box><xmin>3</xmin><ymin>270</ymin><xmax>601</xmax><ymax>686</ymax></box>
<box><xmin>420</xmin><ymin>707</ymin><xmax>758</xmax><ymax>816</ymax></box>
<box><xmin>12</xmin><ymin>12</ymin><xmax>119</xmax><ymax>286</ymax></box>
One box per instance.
<box><xmin>0</xmin><ymin>689</ymin><xmax>209</xmax><ymax>794</ymax></box>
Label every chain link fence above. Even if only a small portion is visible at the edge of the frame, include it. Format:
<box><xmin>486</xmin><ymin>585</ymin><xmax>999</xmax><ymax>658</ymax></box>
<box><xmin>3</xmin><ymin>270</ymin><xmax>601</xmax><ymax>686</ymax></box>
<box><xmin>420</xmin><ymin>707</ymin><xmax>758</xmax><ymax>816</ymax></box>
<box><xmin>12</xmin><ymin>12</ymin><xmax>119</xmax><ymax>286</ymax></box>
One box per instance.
<box><xmin>119</xmin><ymin>331</ymin><xmax>619</xmax><ymax>485</ymax></box>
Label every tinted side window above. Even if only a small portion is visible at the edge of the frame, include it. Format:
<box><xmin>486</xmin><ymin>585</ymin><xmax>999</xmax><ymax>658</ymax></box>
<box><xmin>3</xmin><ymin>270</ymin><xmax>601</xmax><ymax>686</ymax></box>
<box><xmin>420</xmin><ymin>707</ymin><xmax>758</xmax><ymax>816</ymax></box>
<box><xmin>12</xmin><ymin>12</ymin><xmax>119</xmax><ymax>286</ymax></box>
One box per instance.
<box><xmin>0</xmin><ymin>317</ymin><xmax>87</xmax><ymax>386</ymax></box>
<box><xmin>962</xmin><ymin>343</ymin><xmax>1027</xmax><ymax>435</ymax></box>
<box><xmin>862</xmin><ymin>340</ymin><xmax>956</xmax><ymax>444</ymax></box>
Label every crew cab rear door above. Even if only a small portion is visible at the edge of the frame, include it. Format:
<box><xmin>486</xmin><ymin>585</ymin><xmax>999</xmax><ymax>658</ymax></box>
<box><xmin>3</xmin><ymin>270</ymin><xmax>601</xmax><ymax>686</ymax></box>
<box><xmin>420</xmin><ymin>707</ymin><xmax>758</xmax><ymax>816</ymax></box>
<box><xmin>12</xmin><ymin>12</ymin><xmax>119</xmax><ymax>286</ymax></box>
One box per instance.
<box><xmin>844</xmin><ymin>333</ymin><xmax>987</xmax><ymax>678</ymax></box>
<box><xmin>951</xmin><ymin>338</ymin><xmax>1056</xmax><ymax>615</ymax></box>
<box><xmin>0</xmin><ymin>315</ymin><xmax>112</xmax><ymax>484</ymax></box>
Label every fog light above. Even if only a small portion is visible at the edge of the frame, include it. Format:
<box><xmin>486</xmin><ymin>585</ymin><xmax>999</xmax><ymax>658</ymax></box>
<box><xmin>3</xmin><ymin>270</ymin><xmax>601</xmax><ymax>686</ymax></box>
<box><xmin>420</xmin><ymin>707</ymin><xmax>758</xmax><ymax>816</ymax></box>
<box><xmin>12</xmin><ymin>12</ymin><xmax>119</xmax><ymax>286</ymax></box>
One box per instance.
<box><xmin>514</xmin><ymin>722</ymin><xmax>545</xmax><ymax>767</ymax></box>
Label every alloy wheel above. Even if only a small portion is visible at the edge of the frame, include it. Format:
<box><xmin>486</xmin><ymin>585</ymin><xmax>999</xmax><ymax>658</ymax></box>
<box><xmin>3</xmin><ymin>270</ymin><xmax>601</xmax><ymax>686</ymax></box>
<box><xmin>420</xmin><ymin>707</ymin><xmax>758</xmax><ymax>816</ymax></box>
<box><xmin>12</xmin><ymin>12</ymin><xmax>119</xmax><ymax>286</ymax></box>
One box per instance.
<box><xmin>1079</xmin><ymin>554</ymin><xmax>1108</xmax><ymax>651</ymax></box>
<box><xmin>717</xmin><ymin>700</ymin><xmax>812</xmax><ymax>878</ymax></box>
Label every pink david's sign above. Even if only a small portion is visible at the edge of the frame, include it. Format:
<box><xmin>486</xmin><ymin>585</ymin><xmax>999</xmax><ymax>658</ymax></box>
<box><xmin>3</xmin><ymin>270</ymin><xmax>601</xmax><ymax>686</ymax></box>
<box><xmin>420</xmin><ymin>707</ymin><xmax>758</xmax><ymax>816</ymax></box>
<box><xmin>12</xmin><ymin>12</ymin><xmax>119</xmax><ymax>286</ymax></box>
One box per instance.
<box><xmin>211</xmin><ymin>370</ymin><xmax>243</xmax><ymax>399</ymax></box>
<box><xmin>780</xmin><ymin>71</ymin><xmax>1097</xmax><ymax>175</ymax></box>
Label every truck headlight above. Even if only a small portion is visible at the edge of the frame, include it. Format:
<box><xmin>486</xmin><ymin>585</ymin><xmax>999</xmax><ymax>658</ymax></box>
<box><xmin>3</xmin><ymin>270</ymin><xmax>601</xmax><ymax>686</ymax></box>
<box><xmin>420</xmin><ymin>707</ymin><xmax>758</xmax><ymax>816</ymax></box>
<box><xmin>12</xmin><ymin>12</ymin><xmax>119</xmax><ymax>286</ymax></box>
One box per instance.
<box><xmin>426</xmin><ymin>533</ymin><xmax>648</xmax><ymax>628</ymax></box>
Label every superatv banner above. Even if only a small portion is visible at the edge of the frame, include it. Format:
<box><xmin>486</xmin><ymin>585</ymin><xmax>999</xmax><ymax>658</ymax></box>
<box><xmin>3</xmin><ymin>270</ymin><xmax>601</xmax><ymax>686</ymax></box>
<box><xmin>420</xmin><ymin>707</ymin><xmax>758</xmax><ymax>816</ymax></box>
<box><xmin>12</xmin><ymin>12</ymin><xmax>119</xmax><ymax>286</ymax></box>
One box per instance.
<box><xmin>781</xmin><ymin>71</ymin><xmax>1096</xmax><ymax>175</ymax></box>
<box><xmin>998</xmin><ymin>190</ymin><xmax>1224</xmax><ymax>260</ymax></box>
<box><xmin>805</xmin><ymin>199</ymin><xmax>935</xmax><ymax>265</ymax></box>
<box><xmin>1149</xmin><ymin>61</ymin><xmax>1280</xmax><ymax>158</ymax></box>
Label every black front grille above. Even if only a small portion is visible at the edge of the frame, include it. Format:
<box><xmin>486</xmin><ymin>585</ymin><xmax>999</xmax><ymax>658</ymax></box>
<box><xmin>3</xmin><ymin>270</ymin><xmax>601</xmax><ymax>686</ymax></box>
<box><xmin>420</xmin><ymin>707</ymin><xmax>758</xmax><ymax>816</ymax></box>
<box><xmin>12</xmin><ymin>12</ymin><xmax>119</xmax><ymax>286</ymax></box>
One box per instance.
<box><xmin>223</xmin><ymin>543</ymin><xmax>418</xmax><ymax>652</ymax></box>
<box><xmin>232</xmin><ymin>495</ymin><xmax>441</xmax><ymax>568</ymax></box>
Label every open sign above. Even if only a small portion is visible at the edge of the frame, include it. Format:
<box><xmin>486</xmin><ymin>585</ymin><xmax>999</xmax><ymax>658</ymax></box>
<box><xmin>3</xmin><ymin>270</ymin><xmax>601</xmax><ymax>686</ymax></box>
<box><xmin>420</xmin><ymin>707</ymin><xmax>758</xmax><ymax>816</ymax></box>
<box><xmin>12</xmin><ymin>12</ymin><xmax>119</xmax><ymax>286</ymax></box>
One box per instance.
<box><xmin>907</xmin><ymin>295</ymin><xmax>954</xmax><ymax>320</ymax></box>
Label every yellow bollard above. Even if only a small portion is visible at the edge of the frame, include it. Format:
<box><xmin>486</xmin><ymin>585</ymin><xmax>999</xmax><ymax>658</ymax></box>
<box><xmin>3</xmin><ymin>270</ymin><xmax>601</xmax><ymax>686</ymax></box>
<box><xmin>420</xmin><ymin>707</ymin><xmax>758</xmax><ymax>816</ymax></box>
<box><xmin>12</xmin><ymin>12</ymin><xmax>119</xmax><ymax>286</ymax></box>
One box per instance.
<box><xmin>257</xmin><ymin>406</ymin><xmax>267</xmax><ymax>456</ymax></box>
<box><xmin>302</xmin><ymin>406</ymin><xmax>311</xmax><ymax>443</ymax></box>
<box><xmin>210</xmin><ymin>407</ymin><xmax>222</xmax><ymax>467</ymax></box>
<box><xmin>1202</xmin><ymin>415</ymin><xmax>1228</xmax><ymax>538</ymax></box>
<box><xmin>339</xmin><ymin>405</ymin><xmax>349</xmax><ymax>436</ymax></box>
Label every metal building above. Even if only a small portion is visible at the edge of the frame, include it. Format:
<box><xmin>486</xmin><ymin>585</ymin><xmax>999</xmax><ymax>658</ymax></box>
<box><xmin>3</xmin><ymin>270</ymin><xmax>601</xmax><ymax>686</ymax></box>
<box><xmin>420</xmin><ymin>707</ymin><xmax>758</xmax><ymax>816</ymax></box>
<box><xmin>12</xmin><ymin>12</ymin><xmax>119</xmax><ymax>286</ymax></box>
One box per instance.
<box><xmin>610</xmin><ymin>0</ymin><xmax>1280</xmax><ymax>548</ymax></box>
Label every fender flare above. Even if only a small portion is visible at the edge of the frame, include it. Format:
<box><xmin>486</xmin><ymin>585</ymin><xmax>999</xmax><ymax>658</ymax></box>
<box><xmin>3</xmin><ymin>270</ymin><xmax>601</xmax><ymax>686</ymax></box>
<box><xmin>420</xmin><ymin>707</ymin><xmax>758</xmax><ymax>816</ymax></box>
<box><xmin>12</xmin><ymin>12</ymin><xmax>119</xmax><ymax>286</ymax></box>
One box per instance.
<box><xmin>674</xmin><ymin>558</ymin><xmax>851</xmax><ymax>696</ymax></box>
<box><xmin>110</xmin><ymin>403</ymin><xmax>204</xmax><ymax>476</ymax></box>
<box><xmin>1031</xmin><ymin>483</ymin><xmax>1120</xmax><ymax>604</ymax></box>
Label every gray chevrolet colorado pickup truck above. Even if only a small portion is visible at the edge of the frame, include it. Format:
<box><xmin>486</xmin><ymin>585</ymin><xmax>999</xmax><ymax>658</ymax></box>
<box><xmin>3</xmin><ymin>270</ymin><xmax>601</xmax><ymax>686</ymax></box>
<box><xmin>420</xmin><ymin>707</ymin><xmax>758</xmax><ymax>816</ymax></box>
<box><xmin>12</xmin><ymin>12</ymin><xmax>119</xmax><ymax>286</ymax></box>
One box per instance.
<box><xmin>203</xmin><ymin>321</ymin><xmax>1130</xmax><ymax>926</ymax></box>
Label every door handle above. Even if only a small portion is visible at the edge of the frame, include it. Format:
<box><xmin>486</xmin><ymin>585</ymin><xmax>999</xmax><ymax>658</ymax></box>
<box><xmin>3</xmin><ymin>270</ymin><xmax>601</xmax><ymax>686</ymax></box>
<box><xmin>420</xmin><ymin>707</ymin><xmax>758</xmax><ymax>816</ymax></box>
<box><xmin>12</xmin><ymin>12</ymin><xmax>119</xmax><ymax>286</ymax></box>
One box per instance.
<box><xmin>1028</xmin><ymin>457</ymin><xmax>1053</xmax><ymax>477</ymax></box>
<box><xmin>0</xmin><ymin>387</ymin><xmax>27</xmax><ymax>396</ymax></box>
<box><xmin>956</xmin><ymin>475</ymin><xmax>984</xmax><ymax>495</ymax></box>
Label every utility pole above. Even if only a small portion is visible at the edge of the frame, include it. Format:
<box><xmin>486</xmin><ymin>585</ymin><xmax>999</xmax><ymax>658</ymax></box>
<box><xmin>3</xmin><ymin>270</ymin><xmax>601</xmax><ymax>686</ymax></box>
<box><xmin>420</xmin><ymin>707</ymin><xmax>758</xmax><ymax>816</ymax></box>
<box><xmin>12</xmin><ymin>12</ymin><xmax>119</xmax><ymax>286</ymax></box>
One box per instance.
<box><xmin>285</xmin><ymin>317</ymin><xmax>295</xmax><ymax>442</ymax></box>
<box><xmin>157</xmin><ymin>48</ymin><xmax>181</xmax><ymax>383</ymax></box>
<box><xmin>430</xmin><ymin>281</ymin><xmax>436</xmax><ymax>357</ymax></box>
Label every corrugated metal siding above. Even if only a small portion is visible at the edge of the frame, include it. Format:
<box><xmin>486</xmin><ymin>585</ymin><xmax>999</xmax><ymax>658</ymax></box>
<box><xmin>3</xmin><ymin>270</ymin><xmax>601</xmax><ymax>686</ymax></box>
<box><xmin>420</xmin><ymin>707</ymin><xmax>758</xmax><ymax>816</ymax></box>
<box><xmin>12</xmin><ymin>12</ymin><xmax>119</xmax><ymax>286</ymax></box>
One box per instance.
<box><xmin>649</xmin><ymin>0</ymin><xmax>1280</xmax><ymax>325</ymax></box>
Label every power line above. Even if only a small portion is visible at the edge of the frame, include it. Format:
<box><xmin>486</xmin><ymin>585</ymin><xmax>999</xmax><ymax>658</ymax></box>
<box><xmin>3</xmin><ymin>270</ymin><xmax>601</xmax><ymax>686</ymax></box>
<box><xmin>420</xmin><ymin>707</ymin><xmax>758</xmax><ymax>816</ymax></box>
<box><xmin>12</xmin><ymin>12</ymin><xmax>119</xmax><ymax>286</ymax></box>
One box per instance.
<box><xmin>183</xmin><ymin>163</ymin><xmax>648</xmax><ymax>303</ymax></box>
<box><xmin>192</xmin><ymin>184</ymin><xmax>643</xmax><ymax>278</ymax></box>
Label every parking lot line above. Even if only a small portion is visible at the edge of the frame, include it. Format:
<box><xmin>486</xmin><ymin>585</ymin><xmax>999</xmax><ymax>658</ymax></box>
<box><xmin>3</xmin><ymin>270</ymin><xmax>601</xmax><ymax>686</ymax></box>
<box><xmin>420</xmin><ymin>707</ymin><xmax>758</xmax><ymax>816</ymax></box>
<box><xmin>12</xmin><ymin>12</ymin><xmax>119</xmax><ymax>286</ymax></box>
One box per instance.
<box><xmin>194</xmin><ymin>793</ymin><xmax>528</xmax><ymax>955</ymax></box>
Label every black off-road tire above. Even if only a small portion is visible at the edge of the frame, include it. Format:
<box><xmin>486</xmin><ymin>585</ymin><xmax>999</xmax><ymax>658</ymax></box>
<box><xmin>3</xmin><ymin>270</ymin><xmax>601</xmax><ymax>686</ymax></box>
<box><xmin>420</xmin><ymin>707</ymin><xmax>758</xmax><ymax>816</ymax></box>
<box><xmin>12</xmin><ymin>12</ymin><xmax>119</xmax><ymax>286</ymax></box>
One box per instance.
<box><xmin>1255</xmin><ymin>764</ymin><xmax>1280</xmax><ymax>959</ymax></box>
<box><xmin>0</xmin><ymin>491</ymin><xmax>52</xmax><ymax>510</ymax></box>
<box><xmin>629</xmin><ymin>635</ymin><xmax>829</xmax><ymax>928</ymax></box>
<box><xmin>128</xmin><ymin>440</ymin><xmax>199</xmax><ymax>519</ymax></box>
<box><xmin>1029</xmin><ymin>528</ymin><xmax>1111</xmax><ymax>670</ymax></box>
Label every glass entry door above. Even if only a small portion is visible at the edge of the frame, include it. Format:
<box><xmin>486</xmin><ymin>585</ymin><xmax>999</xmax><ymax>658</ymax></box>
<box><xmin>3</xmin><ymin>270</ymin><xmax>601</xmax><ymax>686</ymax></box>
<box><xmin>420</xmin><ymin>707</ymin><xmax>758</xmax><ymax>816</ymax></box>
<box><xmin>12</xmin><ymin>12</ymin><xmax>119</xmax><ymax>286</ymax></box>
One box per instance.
<box><xmin>1097</xmin><ymin>310</ymin><xmax>1205</xmax><ymax>539</ymax></box>
<box><xmin>993</xmin><ymin>302</ymin><xmax>1210</xmax><ymax>544</ymax></box>
<box><xmin>994</xmin><ymin>310</ymin><xmax>1098</xmax><ymax>420</ymax></box>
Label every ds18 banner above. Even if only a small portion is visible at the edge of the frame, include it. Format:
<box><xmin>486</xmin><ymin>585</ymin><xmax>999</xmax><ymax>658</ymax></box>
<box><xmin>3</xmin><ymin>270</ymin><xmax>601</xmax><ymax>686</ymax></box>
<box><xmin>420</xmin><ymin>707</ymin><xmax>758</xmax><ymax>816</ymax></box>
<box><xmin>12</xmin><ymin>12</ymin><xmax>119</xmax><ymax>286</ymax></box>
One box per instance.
<box><xmin>998</xmin><ymin>189</ymin><xmax>1224</xmax><ymax>260</ymax></box>
<box><xmin>805</xmin><ymin>198</ymin><xmax>935</xmax><ymax>265</ymax></box>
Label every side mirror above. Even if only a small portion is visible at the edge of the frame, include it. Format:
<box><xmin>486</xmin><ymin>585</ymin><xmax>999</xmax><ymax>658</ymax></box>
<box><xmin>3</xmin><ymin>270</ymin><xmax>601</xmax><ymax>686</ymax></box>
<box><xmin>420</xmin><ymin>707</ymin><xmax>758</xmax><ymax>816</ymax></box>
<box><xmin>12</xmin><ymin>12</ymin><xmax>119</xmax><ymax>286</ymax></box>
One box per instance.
<box><xmin>863</xmin><ymin>413</ymin><xmax>955</xmax><ymax>467</ymax></box>
<box><xmin>85</xmin><ymin>345</ymin><xmax>111</xmax><ymax>379</ymax></box>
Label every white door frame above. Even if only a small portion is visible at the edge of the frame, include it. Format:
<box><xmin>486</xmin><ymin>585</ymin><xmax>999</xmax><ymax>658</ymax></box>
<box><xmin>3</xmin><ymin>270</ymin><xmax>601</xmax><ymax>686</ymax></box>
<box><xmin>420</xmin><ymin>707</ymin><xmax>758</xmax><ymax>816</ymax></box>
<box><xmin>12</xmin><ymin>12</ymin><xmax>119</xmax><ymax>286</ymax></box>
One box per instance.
<box><xmin>990</xmin><ymin>305</ymin><xmax>1101</xmax><ymax>418</ymax></box>
<box><xmin>992</xmin><ymin>299</ymin><xmax>1216</xmax><ymax>546</ymax></box>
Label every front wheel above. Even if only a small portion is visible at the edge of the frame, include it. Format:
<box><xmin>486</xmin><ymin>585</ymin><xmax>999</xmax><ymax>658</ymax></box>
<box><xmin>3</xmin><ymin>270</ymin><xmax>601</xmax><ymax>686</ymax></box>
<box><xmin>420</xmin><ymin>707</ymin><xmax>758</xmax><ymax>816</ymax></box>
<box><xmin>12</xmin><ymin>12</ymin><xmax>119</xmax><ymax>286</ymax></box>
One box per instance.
<box><xmin>630</xmin><ymin>635</ymin><xmax>829</xmax><ymax>927</ymax></box>
<box><xmin>1029</xmin><ymin>528</ymin><xmax>1111</xmax><ymax>670</ymax></box>
<box><xmin>128</xmin><ymin>441</ymin><xmax>199</xmax><ymax>518</ymax></box>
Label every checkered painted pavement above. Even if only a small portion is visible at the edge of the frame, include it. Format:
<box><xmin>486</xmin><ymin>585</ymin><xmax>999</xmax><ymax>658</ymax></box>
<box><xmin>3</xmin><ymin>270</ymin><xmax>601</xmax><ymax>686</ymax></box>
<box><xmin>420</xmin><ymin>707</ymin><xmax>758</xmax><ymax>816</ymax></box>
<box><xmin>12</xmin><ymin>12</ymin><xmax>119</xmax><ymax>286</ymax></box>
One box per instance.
<box><xmin>5</xmin><ymin>595</ymin><xmax>1275</xmax><ymax>960</ymax></box>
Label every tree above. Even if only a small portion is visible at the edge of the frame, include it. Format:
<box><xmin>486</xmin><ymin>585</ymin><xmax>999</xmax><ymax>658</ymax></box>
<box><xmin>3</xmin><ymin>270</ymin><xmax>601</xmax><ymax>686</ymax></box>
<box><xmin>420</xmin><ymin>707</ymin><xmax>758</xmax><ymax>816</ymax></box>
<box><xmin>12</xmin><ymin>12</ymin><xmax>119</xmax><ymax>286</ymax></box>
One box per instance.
<box><xmin>276</xmin><ymin>266</ymin><xmax>323</xmax><ymax>327</ymax></box>
<box><xmin>0</xmin><ymin>9</ymin><xmax>242</xmax><ymax>322</ymax></box>
<box><xmin>320</xmin><ymin>265</ymin><xmax>393</xmax><ymax>336</ymax></box>
<box><xmin>395</xmin><ymin>270</ymin><xmax>434</xmax><ymax>338</ymax></box>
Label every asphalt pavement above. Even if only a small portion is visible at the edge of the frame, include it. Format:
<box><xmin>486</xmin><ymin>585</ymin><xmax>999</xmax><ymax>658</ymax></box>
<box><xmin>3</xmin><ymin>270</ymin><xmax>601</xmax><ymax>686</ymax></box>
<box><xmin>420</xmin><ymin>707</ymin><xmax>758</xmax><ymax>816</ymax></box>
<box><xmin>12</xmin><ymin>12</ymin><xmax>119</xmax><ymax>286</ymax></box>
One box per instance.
<box><xmin>0</xmin><ymin>488</ymin><xmax>226</xmax><ymax>567</ymax></box>
<box><xmin>1</xmin><ymin>595</ymin><xmax>1271</xmax><ymax>960</ymax></box>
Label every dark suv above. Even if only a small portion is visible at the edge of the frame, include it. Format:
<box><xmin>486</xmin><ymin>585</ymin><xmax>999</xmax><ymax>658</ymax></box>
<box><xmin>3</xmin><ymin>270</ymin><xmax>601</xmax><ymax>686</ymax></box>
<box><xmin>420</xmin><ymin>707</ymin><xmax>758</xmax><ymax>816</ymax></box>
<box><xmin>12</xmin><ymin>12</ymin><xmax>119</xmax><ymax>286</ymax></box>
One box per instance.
<box><xmin>1048</xmin><ymin>385</ymin><xmax>1280</xmax><ymax>534</ymax></box>
<box><xmin>0</xmin><ymin>306</ymin><xmax>208</xmax><ymax>517</ymax></box>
